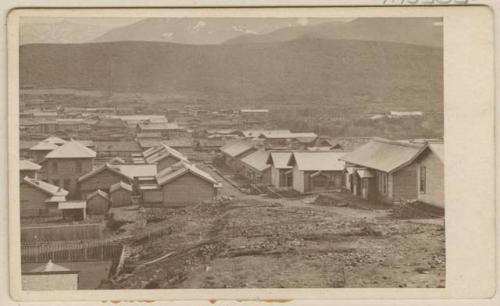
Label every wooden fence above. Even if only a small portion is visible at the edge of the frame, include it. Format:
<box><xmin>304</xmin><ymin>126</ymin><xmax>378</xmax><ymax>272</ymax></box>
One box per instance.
<box><xmin>21</xmin><ymin>240</ymin><xmax>123</xmax><ymax>264</ymax></box>
<box><xmin>21</xmin><ymin>223</ymin><xmax>103</xmax><ymax>243</ymax></box>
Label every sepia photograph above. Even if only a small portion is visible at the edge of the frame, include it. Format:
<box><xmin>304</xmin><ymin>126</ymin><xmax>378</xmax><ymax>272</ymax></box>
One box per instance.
<box><xmin>13</xmin><ymin>13</ymin><xmax>447</xmax><ymax>292</ymax></box>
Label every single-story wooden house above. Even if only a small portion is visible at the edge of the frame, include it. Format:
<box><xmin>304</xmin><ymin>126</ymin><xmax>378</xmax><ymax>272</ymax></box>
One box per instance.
<box><xmin>239</xmin><ymin>150</ymin><xmax>271</xmax><ymax>185</ymax></box>
<box><xmin>266</xmin><ymin>152</ymin><xmax>293</xmax><ymax>188</ymax></box>
<box><xmin>220</xmin><ymin>142</ymin><xmax>257</xmax><ymax>174</ymax></box>
<box><xmin>109</xmin><ymin>181</ymin><xmax>133</xmax><ymax>207</ymax></box>
<box><xmin>20</xmin><ymin>177</ymin><xmax>68</xmax><ymax>218</ymax></box>
<box><xmin>287</xmin><ymin>151</ymin><xmax>345</xmax><ymax>194</ymax></box>
<box><xmin>78</xmin><ymin>163</ymin><xmax>133</xmax><ymax>199</ymax></box>
<box><xmin>416</xmin><ymin>143</ymin><xmax>444</xmax><ymax>208</ymax></box>
<box><xmin>142</xmin><ymin>162</ymin><xmax>219</xmax><ymax>207</ymax></box>
<box><xmin>86</xmin><ymin>190</ymin><xmax>111</xmax><ymax>215</ymax></box>
<box><xmin>340</xmin><ymin>138</ymin><xmax>429</xmax><ymax>204</ymax></box>
<box><xmin>20</xmin><ymin>159</ymin><xmax>42</xmax><ymax>179</ymax></box>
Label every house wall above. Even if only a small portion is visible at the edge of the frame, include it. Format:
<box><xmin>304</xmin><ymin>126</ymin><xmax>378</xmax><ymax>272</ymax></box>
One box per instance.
<box><xmin>43</xmin><ymin>158</ymin><xmax>93</xmax><ymax>199</ymax></box>
<box><xmin>142</xmin><ymin>189</ymin><xmax>163</xmax><ymax>205</ymax></box>
<box><xmin>20</xmin><ymin>170</ymin><xmax>37</xmax><ymax>179</ymax></box>
<box><xmin>110</xmin><ymin>189</ymin><xmax>132</xmax><ymax>207</ymax></box>
<box><xmin>271</xmin><ymin>167</ymin><xmax>280</xmax><ymax>187</ymax></box>
<box><xmin>22</xmin><ymin>273</ymin><xmax>79</xmax><ymax>290</ymax></box>
<box><xmin>417</xmin><ymin>151</ymin><xmax>444</xmax><ymax>208</ymax></box>
<box><xmin>20</xmin><ymin>183</ymin><xmax>59</xmax><ymax>218</ymax></box>
<box><xmin>79</xmin><ymin>169</ymin><xmax>130</xmax><ymax>199</ymax></box>
<box><xmin>292</xmin><ymin>166</ymin><xmax>305</xmax><ymax>193</ymax></box>
<box><xmin>160</xmin><ymin>173</ymin><xmax>216</xmax><ymax>206</ymax></box>
<box><xmin>86</xmin><ymin>196</ymin><xmax>110</xmax><ymax>215</ymax></box>
<box><xmin>392</xmin><ymin>163</ymin><xmax>419</xmax><ymax>203</ymax></box>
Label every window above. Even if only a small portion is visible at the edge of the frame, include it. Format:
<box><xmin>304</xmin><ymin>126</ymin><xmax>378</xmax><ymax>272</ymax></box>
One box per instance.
<box><xmin>379</xmin><ymin>173</ymin><xmax>388</xmax><ymax>194</ymax></box>
<box><xmin>52</xmin><ymin>161</ymin><xmax>58</xmax><ymax>173</ymax></box>
<box><xmin>420</xmin><ymin>166</ymin><xmax>426</xmax><ymax>193</ymax></box>
<box><xmin>76</xmin><ymin>160</ymin><xmax>82</xmax><ymax>173</ymax></box>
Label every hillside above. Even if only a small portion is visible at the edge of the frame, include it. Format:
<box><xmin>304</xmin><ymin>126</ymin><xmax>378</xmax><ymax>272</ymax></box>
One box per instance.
<box><xmin>225</xmin><ymin>18</ymin><xmax>442</xmax><ymax>48</ymax></box>
<box><xmin>20</xmin><ymin>38</ymin><xmax>442</xmax><ymax>109</ymax></box>
<box><xmin>20</xmin><ymin>21</ymin><xmax>113</xmax><ymax>45</ymax></box>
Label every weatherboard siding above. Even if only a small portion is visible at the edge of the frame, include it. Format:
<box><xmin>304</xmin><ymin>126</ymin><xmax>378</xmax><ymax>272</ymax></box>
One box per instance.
<box><xmin>392</xmin><ymin>164</ymin><xmax>419</xmax><ymax>203</ymax></box>
<box><xmin>20</xmin><ymin>183</ymin><xmax>60</xmax><ymax>218</ymax></box>
<box><xmin>417</xmin><ymin>150</ymin><xmax>444</xmax><ymax>208</ymax></box>
<box><xmin>87</xmin><ymin>196</ymin><xmax>110</xmax><ymax>215</ymax></box>
<box><xmin>79</xmin><ymin>169</ymin><xmax>130</xmax><ymax>198</ymax></box>
<box><xmin>110</xmin><ymin>188</ymin><xmax>132</xmax><ymax>207</ymax></box>
<box><xmin>43</xmin><ymin>158</ymin><xmax>93</xmax><ymax>199</ymax></box>
<box><xmin>160</xmin><ymin>173</ymin><xmax>216</xmax><ymax>206</ymax></box>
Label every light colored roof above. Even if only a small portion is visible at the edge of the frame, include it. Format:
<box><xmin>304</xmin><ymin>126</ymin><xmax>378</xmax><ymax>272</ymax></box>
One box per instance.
<box><xmin>44</xmin><ymin>140</ymin><xmax>97</xmax><ymax>159</ymax></box>
<box><xmin>429</xmin><ymin>143</ymin><xmax>444</xmax><ymax>163</ymax></box>
<box><xmin>22</xmin><ymin>177</ymin><xmax>68</xmax><ymax>197</ymax></box>
<box><xmin>357</xmin><ymin>168</ymin><xmax>376</xmax><ymax>178</ymax></box>
<box><xmin>87</xmin><ymin>189</ymin><xmax>110</xmax><ymax>201</ymax></box>
<box><xmin>20</xmin><ymin>159</ymin><xmax>41</xmax><ymax>171</ymax></box>
<box><xmin>109</xmin><ymin>115</ymin><xmax>168</xmax><ymax>123</ymax></box>
<box><xmin>240</xmin><ymin>109</ymin><xmax>269</xmax><ymax>113</ymax></box>
<box><xmin>340</xmin><ymin>138</ymin><xmax>427</xmax><ymax>173</ymax></box>
<box><xmin>78</xmin><ymin>163</ymin><xmax>130</xmax><ymax>183</ymax></box>
<box><xmin>29</xmin><ymin>142</ymin><xmax>59</xmax><ymax>151</ymax></box>
<box><xmin>260</xmin><ymin>132</ymin><xmax>318</xmax><ymax>140</ymax></box>
<box><xmin>58</xmin><ymin>201</ymin><xmax>86</xmax><ymax>210</ymax></box>
<box><xmin>162</xmin><ymin>138</ymin><xmax>193</xmax><ymax>148</ymax></box>
<box><xmin>110</xmin><ymin>181</ymin><xmax>133</xmax><ymax>193</ymax></box>
<box><xmin>288</xmin><ymin>151</ymin><xmax>345</xmax><ymax>171</ymax></box>
<box><xmin>115</xmin><ymin>164</ymin><xmax>157</xmax><ymax>178</ymax></box>
<box><xmin>240</xmin><ymin>150</ymin><xmax>271</xmax><ymax>172</ymax></box>
<box><xmin>144</xmin><ymin>144</ymin><xmax>188</xmax><ymax>164</ymax></box>
<box><xmin>42</xmin><ymin>136</ymin><xmax>67</xmax><ymax>145</ymax></box>
<box><xmin>156</xmin><ymin>162</ymin><xmax>218</xmax><ymax>186</ymax></box>
<box><xmin>241</xmin><ymin>129</ymin><xmax>290</xmax><ymax>138</ymax></box>
<box><xmin>220</xmin><ymin>142</ymin><xmax>255</xmax><ymax>158</ymax></box>
<box><xmin>108</xmin><ymin>157</ymin><xmax>126</xmax><ymax>165</ymax></box>
<box><xmin>266</xmin><ymin>152</ymin><xmax>292</xmax><ymax>169</ymax></box>
<box><xmin>30</xmin><ymin>260</ymin><xmax>71</xmax><ymax>273</ymax></box>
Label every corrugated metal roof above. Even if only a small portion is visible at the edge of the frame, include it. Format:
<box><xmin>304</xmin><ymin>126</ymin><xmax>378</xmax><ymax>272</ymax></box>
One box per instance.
<box><xmin>267</xmin><ymin>152</ymin><xmax>292</xmax><ymax>169</ymax></box>
<box><xmin>288</xmin><ymin>151</ymin><xmax>345</xmax><ymax>171</ymax></box>
<box><xmin>240</xmin><ymin>150</ymin><xmax>271</xmax><ymax>172</ymax></box>
<box><xmin>44</xmin><ymin>140</ymin><xmax>96</xmax><ymax>159</ymax></box>
<box><xmin>340</xmin><ymin>138</ymin><xmax>427</xmax><ymax>173</ymax></box>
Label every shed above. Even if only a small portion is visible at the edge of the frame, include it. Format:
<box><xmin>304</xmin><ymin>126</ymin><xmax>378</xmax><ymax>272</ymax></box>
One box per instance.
<box><xmin>86</xmin><ymin>190</ymin><xmax>111</xmax><ymax>215</ymax></box>
<box><xmin>109</xmin><ymin>181</ymin><xmax>133</xmax><ymax>207</ymax></box>
<box><xmin>58</xmin><ymin>201</ymin><xmax>86</xmax><ymax>221</ymax></box>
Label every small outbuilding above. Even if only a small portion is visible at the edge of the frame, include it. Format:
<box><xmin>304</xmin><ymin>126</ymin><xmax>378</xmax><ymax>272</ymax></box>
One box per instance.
<box><xmin>109</xmin><ymin>181</ymin><xmax>133</xmax><ymax>207</ymax></box>
<box><xmin>58</xmin><ymin>201</ymin><xmax>86</xmax><ymax>221</ymax></box>
<box><xmin>86</xmin><ymin>190</ymin><xmax>111</xmax><ymax>215</ymax></box>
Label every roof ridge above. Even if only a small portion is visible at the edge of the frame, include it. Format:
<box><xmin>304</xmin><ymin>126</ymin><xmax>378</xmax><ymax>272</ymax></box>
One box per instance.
<box><xmin>371</xmin><ymin>137</ymin><xmax>425</xmax><ymax>148</ymax></box>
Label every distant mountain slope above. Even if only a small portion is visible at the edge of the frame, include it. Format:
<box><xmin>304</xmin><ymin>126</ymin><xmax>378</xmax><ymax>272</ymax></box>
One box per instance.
<box><xmin>20</xmin><ymin>38</ymin><xmax>442</xmax><ymax>109</ymax></box>
<box><xmin>92</xmin><ymin>18</ymin><xmax>331</xmax><ymax>45</ymax></box>
<box><xmin>20</xmin><ymin>21</ymin><xmax>112</xmax><ymax>45</ymax></box>
<box><xmin>225</xmin><ymin>18</ymin><xmax>443</xmax><ymax>47</ymax></box>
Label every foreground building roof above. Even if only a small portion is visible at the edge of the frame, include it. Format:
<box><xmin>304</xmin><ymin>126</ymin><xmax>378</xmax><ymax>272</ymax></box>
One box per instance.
<box><xmin>240</xmin><ymin>150</ymin><xmax>271</xmax><ymax>172</ymax></box>
<box><xmin>44</xmin><ymin>140</ymin><xmax>97</xmax><ymax>159</ymax></box>
<box><xmin>287</xmin><ymin>151</ymin><xmax>345</xmax><ymax>171</ymax></box>
<box><xmin>220</xmin><ymin>142</ymin><xmax>255</xmax><ymax>158</ymax></box>
<box><xmin>266</xmin><ymin>152</ymin><xmax>292</xmax><ymax>169</ymax></box>
<box><xmin>156</xmin><ymin>162</ymin><xmax>218</xmax><ymax>186</ymax></box>
<box><xmin>22</xmin><ymin>177</ymin><xmax>68</xmax><ymax>201</ymax></box>
<box><xmin>339</xmin><ymin>137</ymin><xmax>428</xmax><ymax>173</ymax></box>
<box><xmin>20</xmin><ymin>159</ymin><xmax>42</xmax><ymax>171</ymax></box>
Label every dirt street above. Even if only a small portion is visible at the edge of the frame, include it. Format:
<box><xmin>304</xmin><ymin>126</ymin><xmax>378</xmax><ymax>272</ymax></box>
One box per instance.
<box><xmin>109</xmin><ymin>177</ymin><xmax>445</xmax><ymax>289</ymax></box>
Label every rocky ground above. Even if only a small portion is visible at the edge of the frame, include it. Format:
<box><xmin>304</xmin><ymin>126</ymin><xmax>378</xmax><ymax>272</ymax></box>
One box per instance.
<box><xmin>106</xmin><ymin>176</ymin><xmax>445</xmax><ymax>289</ymax></box>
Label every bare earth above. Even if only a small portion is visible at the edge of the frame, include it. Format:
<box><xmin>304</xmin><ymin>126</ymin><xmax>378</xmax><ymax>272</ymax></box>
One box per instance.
<box><xmin>109</xmin><ymin>171</ymin><xmax>445</xmax><ymax>289</ymax></box>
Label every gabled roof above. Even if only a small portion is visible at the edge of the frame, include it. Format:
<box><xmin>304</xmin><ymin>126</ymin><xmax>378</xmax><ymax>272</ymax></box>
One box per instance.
<box><xmin>144</xmin><ymin>144</ymin><xmax>188</xmax><ymax>164</ymax></box>
<box><xmin>20</xmin><ymin>159</ymin><xmax>41</xmax><ymax>171</ymax></box>
<box><xmin>110</xmin><ymin>181</ymin><xmax>133</xmax><ymax>193</ymax></box>
<box><xmin>115</xmin><ymin>164</ymin><xmax>157</xmax><ymax>178</ymax></box>
<box><xmin>22</xmin><ymin>177</ymin><xmax>68</xmax><ymax>197</ymax></box>
<box><xmin>242</xmin><ymin>129</ymin><xmax>290</xmax><ymax>138</ymax></box>
<box><xmin>266</xmin><ymin>152</ymin><xmax>292</xmax><ymax>169</ymax></box>
<box><xmin>44</xmin><ymin>140</ymin><xmax>97</xmax><ymax>159</ymax></box>
<box><xmin>240</xmin><ymin>150</ymin><xmax>271</xmax><ymax>172</ymax></box>
<box><xmin>156</xmin><ymin>162</ymin><xmax>218</xmax><ymax>186</ymax></box>
<box><xmin>220</xmin><ymin>142</ymin><xmax>255</xmax><ymax>158</ymax></box>
<box><xmin>30</xmin><ymin>260</ymin><xmax>71</xmax><ymax>273</ymax></box>
<box><xmin>109</xmin><ymin>157</ymin><xmax>126</xmax><ymax>165</ymax></box>
<box><xmin>78</xmin><ymin>163</ymin><xmax>130</xmax><ymax>183</ymax></box>
<box><xmin>287</xmin><ymin>151</ymin><xmax>345</xmax><ymax>171</ymax></box>
<box><xmin>87</xmin><ymin>189</ymin><xmax>111</xmax><ymax>201</ymax></box>
<box><xmin>428</xmin><ymin>143</ymin><xmax>444</xmax><ymax>163</ymax></box>
<box><xmin>41</xmin><ymin>136</ymin><xmax>67</xmax><ymax>146</ymax></box>
<box><xmin>29</xmin><ymin>141</ymin><xmax>60</xmax><ymax>151</ymax></box>
<box><xmin>339</xmin><ymin>138</ymin><xmax>428</xmax><ymax>173</ymax></box>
